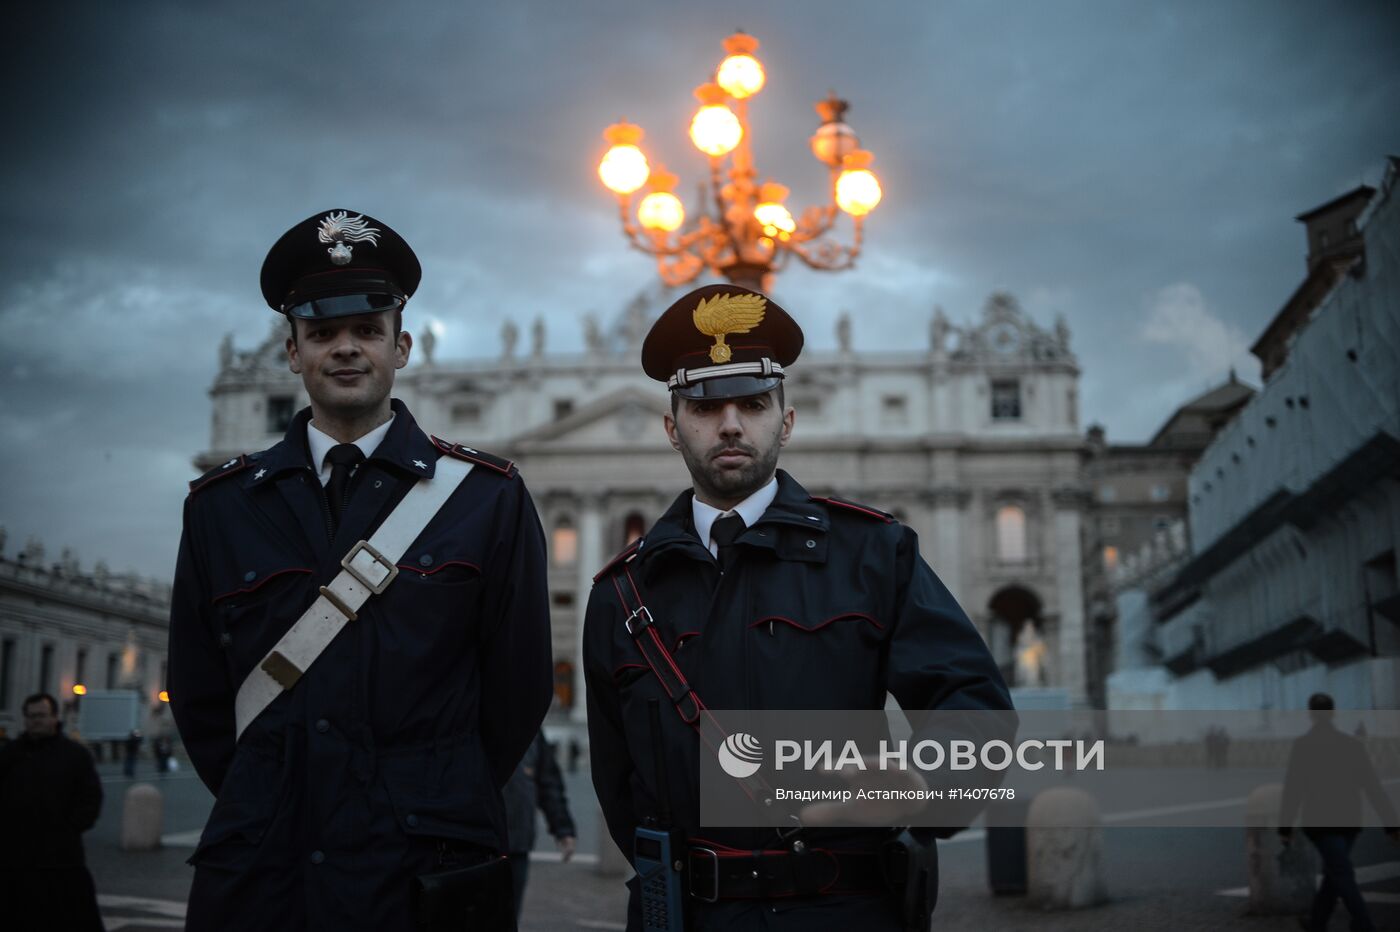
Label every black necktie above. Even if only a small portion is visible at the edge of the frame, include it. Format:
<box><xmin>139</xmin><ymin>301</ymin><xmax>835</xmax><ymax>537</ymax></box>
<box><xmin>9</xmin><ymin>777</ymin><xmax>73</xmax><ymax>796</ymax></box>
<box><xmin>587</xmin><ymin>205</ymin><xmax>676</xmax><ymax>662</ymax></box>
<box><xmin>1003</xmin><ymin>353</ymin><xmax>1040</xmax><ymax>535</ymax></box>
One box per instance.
<box><xmin>324</xmin><ymin>443</ymin><xmax>365</xmax><ymax>536</ymax></box>
<box><xmin>710</xmin><ymin>513</ymin><xmax>746</xmax><ymax>571</ymax></box>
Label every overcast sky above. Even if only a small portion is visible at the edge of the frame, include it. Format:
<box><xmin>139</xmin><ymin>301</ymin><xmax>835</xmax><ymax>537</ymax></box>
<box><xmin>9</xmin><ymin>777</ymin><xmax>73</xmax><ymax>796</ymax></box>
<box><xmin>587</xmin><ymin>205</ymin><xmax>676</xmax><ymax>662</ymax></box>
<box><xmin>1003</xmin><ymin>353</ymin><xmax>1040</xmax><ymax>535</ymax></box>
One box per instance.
<box><xmin>1</xmin><ymin>2</ymin><xmax>1397</xmax><ymax>578</ymax></box>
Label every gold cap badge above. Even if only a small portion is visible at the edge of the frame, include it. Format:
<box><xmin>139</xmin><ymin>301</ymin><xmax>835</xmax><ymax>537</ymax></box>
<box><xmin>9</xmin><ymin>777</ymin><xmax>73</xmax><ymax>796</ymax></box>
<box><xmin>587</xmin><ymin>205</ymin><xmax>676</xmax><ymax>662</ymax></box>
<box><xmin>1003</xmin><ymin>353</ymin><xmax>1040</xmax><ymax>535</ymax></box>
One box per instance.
<box><xmin>692</xmin><ymin>292</ymin><xmax>767</xmax><ymax>363</ymax></box>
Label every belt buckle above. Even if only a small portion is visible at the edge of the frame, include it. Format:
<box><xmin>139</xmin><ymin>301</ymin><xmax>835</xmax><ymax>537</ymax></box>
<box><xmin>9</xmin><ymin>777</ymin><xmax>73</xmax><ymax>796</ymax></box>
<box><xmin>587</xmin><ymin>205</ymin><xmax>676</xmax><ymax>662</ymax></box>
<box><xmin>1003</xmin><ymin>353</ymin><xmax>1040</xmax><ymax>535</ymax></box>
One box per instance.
<box><xmin>341</xmin><ymin>539</ymin><xmax>399</xmax><ymax>595</ymax></box>
<box><xmin>688</xmin><ymin>847</ymin><xmax>720</xmax><ymax>903</ymax></box>
<box><xmin>624</xmin><ymin>605</ymin><xmax>654</xmax><ymax>635</ymax></box>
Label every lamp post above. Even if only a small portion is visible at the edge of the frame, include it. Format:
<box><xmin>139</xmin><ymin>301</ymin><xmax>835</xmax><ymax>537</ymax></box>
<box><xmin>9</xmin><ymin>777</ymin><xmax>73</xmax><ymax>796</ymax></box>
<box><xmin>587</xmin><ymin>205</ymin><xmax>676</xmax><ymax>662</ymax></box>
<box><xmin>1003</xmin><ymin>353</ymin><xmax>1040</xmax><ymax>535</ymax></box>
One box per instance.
<box><xmin>597</xmin><ymin>32</ymin><xmax>882</xmax><ymax>293</ymax></box>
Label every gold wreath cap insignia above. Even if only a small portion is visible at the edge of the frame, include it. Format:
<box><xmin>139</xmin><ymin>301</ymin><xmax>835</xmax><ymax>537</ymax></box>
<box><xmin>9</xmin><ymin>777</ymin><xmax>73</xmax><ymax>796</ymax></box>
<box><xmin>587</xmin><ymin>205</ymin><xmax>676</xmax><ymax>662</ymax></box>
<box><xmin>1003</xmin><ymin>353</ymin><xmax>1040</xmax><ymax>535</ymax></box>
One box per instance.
<box><xmin>692</xmin><ymin>292</ymin><xmax>767</xmax><ymax>364</ymax></box>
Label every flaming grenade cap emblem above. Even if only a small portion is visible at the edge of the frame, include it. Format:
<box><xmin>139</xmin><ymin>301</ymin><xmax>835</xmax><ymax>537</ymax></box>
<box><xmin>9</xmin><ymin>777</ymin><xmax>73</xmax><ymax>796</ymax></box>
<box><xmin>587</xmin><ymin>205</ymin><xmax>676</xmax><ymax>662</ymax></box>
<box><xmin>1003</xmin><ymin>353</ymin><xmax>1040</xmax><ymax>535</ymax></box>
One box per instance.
<box><xmin>317</xmin><ymin>211</ymin><xmax>382</xmax><ymax>265</ymax></box>
<box><xmin>692</xmin><ymin>292</ymin><xmax>767</xmax><ymax>364</ymax></box>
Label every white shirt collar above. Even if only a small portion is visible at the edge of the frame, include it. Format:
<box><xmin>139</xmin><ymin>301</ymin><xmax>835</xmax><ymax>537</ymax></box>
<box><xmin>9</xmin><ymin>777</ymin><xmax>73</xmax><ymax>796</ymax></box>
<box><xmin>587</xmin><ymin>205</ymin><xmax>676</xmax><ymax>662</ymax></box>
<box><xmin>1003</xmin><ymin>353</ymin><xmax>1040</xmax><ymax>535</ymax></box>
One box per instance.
<box><xmin>307</xmin><ymin>414</ymin><xmax>396</xmax><ymax>485</ymax></box>
<box><xmin>692</xmin><ymin>474</ymin><xmax>779</xmax><ymax>557</ymax></box>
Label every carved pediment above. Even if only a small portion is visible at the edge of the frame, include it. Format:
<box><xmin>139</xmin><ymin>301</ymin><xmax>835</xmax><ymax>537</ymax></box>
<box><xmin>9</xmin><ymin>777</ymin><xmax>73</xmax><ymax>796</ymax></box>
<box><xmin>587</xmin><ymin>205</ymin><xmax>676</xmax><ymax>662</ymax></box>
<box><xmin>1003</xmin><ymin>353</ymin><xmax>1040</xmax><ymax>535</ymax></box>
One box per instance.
<box><xmin>951</xmin><ymin>292</ymin><xmax>1075</xmax><ymax>364</ymax></box>
<box><xmin>511</xmin><ymin>386</ymin><xmax>671</xmax><ymax>449</ymax></box>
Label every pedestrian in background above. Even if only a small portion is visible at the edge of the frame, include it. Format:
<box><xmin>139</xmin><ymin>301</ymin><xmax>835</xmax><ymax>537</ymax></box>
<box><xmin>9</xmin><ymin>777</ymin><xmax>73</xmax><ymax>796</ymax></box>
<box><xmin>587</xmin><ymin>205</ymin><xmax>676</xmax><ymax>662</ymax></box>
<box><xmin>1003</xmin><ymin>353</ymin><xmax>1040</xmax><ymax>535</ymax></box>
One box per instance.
<box><xmin>152</xmin><ymin>733</ymin><xmax>173</xmax><ymax>777</ymax></box>
<box><xmin>504</xmin><ymin>732</ymin><xmax>577</xmax><ymax>921</ymax></box>
<box><xmin>122</xmin><ymin>728</ymin><xmax>142</xmax><ymax>778</ymax></box>
<box><xmin>1279</xmin><ymin>692</ymin><xmax>1400</xmax><ymax>932</ymax></box>
<box><xmin>0</xmin><ymin>693</ymin><xmax>105</xmax><ymax>931</ymax></box>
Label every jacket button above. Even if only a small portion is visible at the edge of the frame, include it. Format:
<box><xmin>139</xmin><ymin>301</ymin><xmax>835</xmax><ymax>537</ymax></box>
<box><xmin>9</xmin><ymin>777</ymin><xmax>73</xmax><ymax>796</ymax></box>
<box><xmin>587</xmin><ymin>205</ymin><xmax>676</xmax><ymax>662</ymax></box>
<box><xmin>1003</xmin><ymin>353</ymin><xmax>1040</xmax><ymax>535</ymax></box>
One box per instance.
<box><xmin>309</xmin><ymin>850</ymin><xmax>325</xmax><ymax>865</ymax></box>
<box><xmin>219</xmin><ymin>633</ymin><xmax>232</xmax><ymax>649</ymax></box>
<box><xmin>406</xmin><ymin>814</ymin><xmax>419</xmax><ymax>828</ymax></box>
<box><xmin>315</xmin><ymin>719</ymin><xmax>329</xmax><ymax>733</ymax></box>
<box><xmin>418</xmin><ymin>554</ymin><xmax>433</xmax><ymax>567</ymax></box>
<box><xmin>243</xmin><ymin>570</ymin><xmax>257</xmax><ymax>582</ymax></box>
<box><xmin>805</xmin><ymin>539</ymin><xmax>816</xmax><ymax>549</ymax></box>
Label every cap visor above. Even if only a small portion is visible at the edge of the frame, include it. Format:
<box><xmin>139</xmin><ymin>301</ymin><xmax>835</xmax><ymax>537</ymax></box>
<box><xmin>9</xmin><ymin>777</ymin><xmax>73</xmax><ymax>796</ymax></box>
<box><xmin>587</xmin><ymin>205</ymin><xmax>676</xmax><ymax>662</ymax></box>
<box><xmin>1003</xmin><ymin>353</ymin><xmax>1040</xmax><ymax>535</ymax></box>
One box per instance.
<box><xmin>285</xmin><ymin>293</ymin><xmax>405</xmax><ymax>320</ymax></box>
<box><xmin>672</xmin><ymin>375</ymin><xmax>783</xmax><ymax>401</ymax></box>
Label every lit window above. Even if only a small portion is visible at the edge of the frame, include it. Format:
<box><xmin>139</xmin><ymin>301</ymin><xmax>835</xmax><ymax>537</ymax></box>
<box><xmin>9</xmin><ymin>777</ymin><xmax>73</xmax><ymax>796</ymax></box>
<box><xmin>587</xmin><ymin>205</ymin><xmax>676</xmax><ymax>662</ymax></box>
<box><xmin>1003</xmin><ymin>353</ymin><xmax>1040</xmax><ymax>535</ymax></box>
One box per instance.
<box><xmin>551</xmin><ymin>521</ymin><xmax>578</xmax><ymax>565</ymax></box>
<box><xmin>623</xmin><ymin>513</ymin><xmax>647</xmax><ymax>545</ymax></box>
<box><xmin>1103</xmin><ymin>546</ymin><xmax>1119</xmax><ymax>571</ymax></box>
<box><xmin>991</xmin><ymin>381</ymin><xmax>1021</xmax><ymax>420</ymax></box>
<box><xmin>996</xmin><ymin>505</ymin><xmax>1027</xmax><ymax>562</ymax></box>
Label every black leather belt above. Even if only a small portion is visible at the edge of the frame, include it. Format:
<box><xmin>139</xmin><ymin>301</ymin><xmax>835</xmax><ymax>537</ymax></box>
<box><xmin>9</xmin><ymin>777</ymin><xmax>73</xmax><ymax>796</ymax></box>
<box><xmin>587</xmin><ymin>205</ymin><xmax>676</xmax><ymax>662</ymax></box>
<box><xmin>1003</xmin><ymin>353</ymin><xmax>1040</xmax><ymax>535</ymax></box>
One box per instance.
<box><xmin>687</xmin><ymin>842</ymin><xmax>888</xmax><ymax>902</ymax></box>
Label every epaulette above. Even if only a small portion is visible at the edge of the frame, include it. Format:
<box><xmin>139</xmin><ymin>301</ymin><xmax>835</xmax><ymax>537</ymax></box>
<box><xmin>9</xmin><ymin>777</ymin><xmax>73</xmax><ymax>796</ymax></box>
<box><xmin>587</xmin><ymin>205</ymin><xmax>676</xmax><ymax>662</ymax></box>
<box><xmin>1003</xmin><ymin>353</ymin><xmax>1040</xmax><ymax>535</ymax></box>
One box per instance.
<box><xmin>592</xmin><ymin>538</ymin><xmax>644</xmax><ymax>584</ymax></box>
<box><xmin>189</xmin><ymin>454</ymin><xmax>255</xmax><ymax>495</ymax></box>
<box><xmin>811</xmin><ymin>495</ymin><xmax>895</xmax><ymax>523</ymax></box>
<box><xmin>430</xmin><ymin>436</ymin><xmax>518</xmax><ymax>478</ymax></box>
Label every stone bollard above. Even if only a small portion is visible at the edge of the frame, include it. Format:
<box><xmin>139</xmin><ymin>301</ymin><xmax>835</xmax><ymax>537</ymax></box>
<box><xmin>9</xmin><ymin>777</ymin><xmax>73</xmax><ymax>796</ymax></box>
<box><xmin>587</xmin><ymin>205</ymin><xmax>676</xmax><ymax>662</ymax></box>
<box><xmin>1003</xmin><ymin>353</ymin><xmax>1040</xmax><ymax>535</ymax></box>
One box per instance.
<box><xmin>1026</xmin><ymin>787</ymin><xmax>1105</xmax><ymax>909</ymax></box>
<box><xmin>121</xmin><ymin>783</ymin><xmax>163</xmax><ymax>851</ymax></box>
<box><xmin>1244</xmin><ymin>784</ymin><xmax>1316</xmax><ymax>914</ymax></box>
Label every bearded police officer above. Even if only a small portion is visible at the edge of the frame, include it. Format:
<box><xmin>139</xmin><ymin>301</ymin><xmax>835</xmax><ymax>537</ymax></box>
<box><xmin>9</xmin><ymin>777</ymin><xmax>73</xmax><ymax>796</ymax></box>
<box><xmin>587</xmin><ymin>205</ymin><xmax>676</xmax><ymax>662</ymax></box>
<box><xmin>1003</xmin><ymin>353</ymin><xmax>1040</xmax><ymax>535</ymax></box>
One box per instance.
<box><xmin>583</xmin><ymin>284</ymin><xmax>1013</xmax><ymax>930</ymax></box>
<box><xmin>168</xmin><ymin>209</ymin><xmax>552</xmax><ymax>931</ymax></box>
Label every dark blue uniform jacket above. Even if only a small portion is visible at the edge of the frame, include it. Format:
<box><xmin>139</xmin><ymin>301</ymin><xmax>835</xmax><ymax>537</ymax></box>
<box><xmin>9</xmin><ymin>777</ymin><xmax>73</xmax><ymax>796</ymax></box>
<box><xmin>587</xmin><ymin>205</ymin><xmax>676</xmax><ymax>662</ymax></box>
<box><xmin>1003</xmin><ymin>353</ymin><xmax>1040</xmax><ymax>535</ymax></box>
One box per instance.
<box><xmin>583</xmin><ymin>470</ymin><xmax>1012</xmax><ymax>929</ymax></box>
<box><xmin>168</xmin><ymin>400</ymin><xmax>552</xmax><ymax>931</ymax></box>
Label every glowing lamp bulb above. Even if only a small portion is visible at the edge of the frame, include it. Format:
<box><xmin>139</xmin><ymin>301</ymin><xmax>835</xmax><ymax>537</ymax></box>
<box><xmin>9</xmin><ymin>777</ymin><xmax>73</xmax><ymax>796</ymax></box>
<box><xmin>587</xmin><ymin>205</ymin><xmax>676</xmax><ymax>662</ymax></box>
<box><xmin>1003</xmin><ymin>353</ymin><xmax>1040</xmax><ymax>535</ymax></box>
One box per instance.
<box><xmin>599</xmin><ymin>144</ymin><xmax>650</xmax><ymax>195</ymax></box>
<box><xmin>836</xmin><ymin>150</ymin><xmax>882</xmax><ymax>216</ymax></box>
<box><xmin>690</xmin><ymin>105</ymin><xmax>742</xmax><ymax>157</ymax></box>
<box><xmin>638</xmin><ymin>192</ymin><xmax>685</xmax><ymax>232</ymax></box>
<box><xmin>717</xmin><ymin>54</ymin><xmax>765</xmax><ymax>99</ymax></box>
<box><xmin>72</xmin><ymin>684</ymin><xmax>87</xmax><ymax>696</ymax></box>
<box><xmin>158</xmin><ymin>690</ymin><xmax>170</xmax><ymax>703</ymax></box>
<box><xmin>754</xmin><ymin>201</ymin><xmax>795</xmax><ymax>236</ymax></box>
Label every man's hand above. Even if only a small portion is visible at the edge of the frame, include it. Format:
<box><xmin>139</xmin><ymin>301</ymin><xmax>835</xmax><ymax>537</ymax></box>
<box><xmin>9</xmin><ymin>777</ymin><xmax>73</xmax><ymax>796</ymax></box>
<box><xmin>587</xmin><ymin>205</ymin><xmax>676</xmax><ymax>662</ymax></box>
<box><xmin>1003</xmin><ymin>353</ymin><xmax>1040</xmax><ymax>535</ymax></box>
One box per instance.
<box><xmin>799</xmin><ymin>756</ymin><xmax>929</xmax><ymax>827</ymax></box>
<box><xmin>556</xmin><ymin>835</ymin><xmax>576</xmax><ymax>863</ymax></box>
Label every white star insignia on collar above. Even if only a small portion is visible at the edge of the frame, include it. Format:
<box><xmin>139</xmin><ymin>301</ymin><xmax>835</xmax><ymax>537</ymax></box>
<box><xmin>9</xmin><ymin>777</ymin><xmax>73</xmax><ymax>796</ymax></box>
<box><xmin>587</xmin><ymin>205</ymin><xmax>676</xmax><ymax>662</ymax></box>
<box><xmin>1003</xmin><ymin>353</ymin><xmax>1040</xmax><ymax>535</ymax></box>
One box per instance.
<box><xmin>412</xmin><ymin>459</ymin><xmax>427</xmax><ymax>469</ymax></box>
<box><xmin>223</xmin><ymin>458</ymin><xmax>238</xmax><ymax>469</ymax></box>
<box><xmin>253</xmin><ymin>468</ymin><xmax>267</xmax><ymax>480</ymax></box>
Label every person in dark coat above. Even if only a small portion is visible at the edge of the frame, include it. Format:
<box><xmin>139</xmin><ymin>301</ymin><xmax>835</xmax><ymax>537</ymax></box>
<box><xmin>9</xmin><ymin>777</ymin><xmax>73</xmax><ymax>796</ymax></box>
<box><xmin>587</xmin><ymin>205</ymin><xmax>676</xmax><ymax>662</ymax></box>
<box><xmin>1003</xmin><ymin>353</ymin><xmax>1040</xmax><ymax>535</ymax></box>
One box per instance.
<box><xmin>152</xmin><ymin>734</ymin><xmax>174</xmax><ymax>777</ymax></box>
<box><xmin>1279</xmin><ymin>693</ymin><xmax>1399</xmax><ymax>932</ymax></box>
<box><xmin>0</xmin><ymin>693</ymin><xmax>105</xmax><ymax>931</ymax></box>
<box><xmin>503</xmin><ymin>732</ymin><xmax>578</xmax><ymax>920</ymax></box>
<box><xmin>167</xmin><ymin>209</ymin><xmax>553</xmax><ymax>932</ymax></box>
<box><xmin>122</xmin><ymin>728</ymin><xmax>142</xmax><ymax>778</ymax></box>
<box><xmin>583</xmin><ymin>285</ymin><xmax>1014</xmax><ymax>931</ymax></box>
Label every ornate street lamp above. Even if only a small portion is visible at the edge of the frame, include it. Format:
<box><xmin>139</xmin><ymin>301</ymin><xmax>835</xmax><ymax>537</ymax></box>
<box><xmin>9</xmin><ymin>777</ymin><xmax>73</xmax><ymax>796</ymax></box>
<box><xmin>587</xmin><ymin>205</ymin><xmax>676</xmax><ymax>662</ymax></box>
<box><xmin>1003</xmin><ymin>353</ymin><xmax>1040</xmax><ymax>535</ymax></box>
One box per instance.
<box><xmin>597</xmin><ymin>32</ymin><xmax>883</xmax><ymax>292</ymax></box>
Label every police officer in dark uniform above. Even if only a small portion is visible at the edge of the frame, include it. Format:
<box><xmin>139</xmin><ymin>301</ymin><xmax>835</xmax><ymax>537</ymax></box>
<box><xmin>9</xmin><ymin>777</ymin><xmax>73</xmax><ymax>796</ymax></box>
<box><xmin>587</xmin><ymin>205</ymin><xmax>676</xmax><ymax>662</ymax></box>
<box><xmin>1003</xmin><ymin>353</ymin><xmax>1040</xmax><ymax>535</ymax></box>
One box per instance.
<box><xmin>168</xmin><ymin>209</ymin><xmax>552</xmax><ymax>931</ymax></box>
<box><xmin>583</xmin><ymin>284</ymin><xmax>1013</xmax><ymax>931</ymax></box>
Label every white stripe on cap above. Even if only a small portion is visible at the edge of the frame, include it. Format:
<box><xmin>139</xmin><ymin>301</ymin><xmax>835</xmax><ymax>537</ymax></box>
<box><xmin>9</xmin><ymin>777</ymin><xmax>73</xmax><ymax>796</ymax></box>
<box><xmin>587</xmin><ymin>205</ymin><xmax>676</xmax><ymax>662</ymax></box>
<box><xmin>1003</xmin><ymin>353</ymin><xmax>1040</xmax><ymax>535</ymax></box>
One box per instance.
<box><xmin>669</xmin><ymin>359</ymin><xmax>785</xmax><ymax>389</ymax></box>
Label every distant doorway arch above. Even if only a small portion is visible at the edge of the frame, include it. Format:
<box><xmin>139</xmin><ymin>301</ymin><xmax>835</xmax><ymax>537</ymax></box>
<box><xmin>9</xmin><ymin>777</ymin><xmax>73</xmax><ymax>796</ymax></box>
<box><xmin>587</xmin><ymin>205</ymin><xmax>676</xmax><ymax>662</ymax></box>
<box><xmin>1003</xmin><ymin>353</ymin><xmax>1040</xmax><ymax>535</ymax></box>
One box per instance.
<box><xmin>987</xmin><ymin>585</ymin><xmax>1046</xmax><ymax>688</ymax></box>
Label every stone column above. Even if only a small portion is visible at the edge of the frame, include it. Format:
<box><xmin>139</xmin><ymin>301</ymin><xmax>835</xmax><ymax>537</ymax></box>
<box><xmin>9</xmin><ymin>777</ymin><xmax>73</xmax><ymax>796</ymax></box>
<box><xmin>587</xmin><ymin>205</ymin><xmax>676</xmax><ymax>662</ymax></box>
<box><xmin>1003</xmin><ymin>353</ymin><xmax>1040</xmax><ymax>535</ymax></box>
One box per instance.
<box><xmin>572</xmin><ymin>496</ymin><xmax>606</xmax><ymax>723</ymax></box>
<box><xmin>929</xmin><ymin>487</ymin><xmax>971</xmax><ymax>603</ymax></box>
<box><xmin>1051</xmin><ymin>488</ymin><xmax>1090</xmax><ymax>704</ymax></box>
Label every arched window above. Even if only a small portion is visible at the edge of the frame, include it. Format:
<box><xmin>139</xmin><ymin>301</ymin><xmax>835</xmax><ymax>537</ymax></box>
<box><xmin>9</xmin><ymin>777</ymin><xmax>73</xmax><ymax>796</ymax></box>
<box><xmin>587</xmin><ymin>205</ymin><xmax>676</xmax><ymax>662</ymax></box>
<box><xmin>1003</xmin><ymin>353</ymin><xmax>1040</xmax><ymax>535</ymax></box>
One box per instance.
<box><xmin>996</xmin><ymin>505</ymin><xmax>1027</xmax><ymax>562</ymax></box>
<box><xmin>551</xmin><ymin>518</ymin><xmax>578</xmax><ymax>566</ymax></box>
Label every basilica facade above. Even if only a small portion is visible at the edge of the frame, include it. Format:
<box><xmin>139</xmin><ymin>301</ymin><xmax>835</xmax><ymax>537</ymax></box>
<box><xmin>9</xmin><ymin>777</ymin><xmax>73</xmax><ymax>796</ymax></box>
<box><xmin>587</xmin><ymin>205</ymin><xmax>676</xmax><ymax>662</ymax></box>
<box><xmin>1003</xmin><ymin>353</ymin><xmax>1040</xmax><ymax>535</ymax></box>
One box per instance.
<box><xmin>200</xmin><ymin>290</ymin><xmax>1092</xmax><ymax>710</ymax></box>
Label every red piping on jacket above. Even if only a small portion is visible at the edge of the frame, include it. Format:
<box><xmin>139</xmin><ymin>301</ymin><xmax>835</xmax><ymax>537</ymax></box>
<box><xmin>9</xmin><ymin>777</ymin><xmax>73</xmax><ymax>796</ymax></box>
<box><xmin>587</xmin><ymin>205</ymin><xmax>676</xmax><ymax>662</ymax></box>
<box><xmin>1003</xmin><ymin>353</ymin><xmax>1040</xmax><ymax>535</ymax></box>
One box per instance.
<box><xmin>746</xmin><ymin>612</ymin><xmax>883</xmax><ymax>632</ymax></box>
<box><xmin>212</xmin><ymin>567</ymin><xmax>313</xmax><ymax>603</ymax></box>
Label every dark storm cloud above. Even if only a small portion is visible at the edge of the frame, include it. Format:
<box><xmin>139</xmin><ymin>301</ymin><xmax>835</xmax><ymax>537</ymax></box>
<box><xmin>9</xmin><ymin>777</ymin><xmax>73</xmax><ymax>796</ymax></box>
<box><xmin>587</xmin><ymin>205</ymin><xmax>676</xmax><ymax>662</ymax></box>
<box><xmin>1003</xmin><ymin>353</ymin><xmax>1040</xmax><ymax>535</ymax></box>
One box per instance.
<box><xmin>1</xmin><ymin>1</ymin><xmax>1397</xmax><ymax>575</ymax></box>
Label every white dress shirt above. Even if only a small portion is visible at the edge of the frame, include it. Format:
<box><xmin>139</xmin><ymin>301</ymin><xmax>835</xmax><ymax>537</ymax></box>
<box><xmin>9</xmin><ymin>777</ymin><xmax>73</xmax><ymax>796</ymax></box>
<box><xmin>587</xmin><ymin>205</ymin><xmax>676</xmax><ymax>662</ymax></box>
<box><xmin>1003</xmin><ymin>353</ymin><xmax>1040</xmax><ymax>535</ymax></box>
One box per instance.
<box><xmin>306</xmin><ymin>415</ymin><xmax>396</xmax><ymax>486</ymax></box>
<box><xmin>691</xmin><ymin>474</ymin><xmax>779</xmax><ymax>557</ymax></box>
